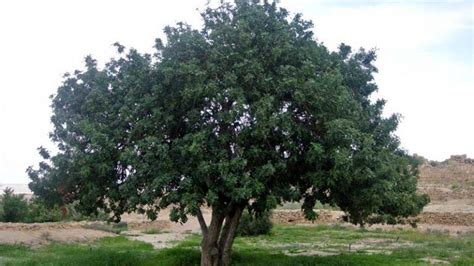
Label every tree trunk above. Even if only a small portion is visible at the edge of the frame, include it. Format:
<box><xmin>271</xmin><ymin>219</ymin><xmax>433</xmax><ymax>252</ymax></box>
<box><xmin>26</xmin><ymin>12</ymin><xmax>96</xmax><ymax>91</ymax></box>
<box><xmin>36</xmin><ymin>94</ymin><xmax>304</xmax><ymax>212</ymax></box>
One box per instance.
<box><xmin>201</xmin><ymin>241</ymin><xmax>220</xmax><ymax>266</ymax></box>
<box><xmin>60</xmin><ymin>205</ymin><xmax>68</xmax><ymax>220</ymax></box>
<box><xmin>218</xmin><ymin>206</ymin><xmax>244</xmax><ymax>266</ymax></box>
<box><xmin>200</xmin><ymin>209</ymin><xmax>224</xmax><ymax>266</ymax></box>
<box><xmin>199</xmin><ymin>206</ymin><xmax>244</xmax><ymax>266</ymax></box>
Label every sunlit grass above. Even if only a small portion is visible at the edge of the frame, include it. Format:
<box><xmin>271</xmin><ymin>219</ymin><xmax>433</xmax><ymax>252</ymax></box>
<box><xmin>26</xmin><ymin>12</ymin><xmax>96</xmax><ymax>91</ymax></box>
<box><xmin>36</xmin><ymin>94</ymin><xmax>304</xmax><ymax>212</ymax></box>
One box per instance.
<box><xmin>0</xmin><ymin>225</ymin><xmax>472</xmax><ymax>265</ymax></box>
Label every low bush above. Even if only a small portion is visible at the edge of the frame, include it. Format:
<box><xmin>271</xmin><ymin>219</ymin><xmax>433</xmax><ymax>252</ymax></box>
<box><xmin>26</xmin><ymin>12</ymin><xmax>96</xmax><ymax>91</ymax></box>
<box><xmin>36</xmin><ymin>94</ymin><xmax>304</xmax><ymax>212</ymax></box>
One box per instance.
<box><xmin>142</xmin><ymin>228</ymin><xmax>168</xmax><ymax>234</ymax></box>
<box><xmin>236</xmin><ymin>210</ymin><xmax>272</xmax><ymax>236</ymax></box>
<box><xmin>83</xmin><ymin>221</ymin><xmax>128</xmax><ymax>234</ymax></box>
<box><xmin>64</xmin><ymin>201</ymin><xmax>109</xmax><ymax>222</ymax></box>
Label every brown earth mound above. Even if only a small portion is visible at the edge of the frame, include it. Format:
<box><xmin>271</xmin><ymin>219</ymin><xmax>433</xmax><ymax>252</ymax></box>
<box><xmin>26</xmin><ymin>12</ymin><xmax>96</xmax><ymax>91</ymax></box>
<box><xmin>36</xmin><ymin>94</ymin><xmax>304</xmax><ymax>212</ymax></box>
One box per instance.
<box><xmin>418</xmin><ymin>155</ymin><xmax>474</xmax><ymax>202</ymax></box>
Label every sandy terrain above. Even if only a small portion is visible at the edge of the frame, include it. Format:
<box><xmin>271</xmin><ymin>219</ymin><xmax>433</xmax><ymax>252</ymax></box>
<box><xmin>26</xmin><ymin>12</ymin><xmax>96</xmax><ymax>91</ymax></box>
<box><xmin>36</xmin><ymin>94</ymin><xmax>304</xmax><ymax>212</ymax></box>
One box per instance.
<box><xmin>0</xmin><ymin>225</ymin><xmax>114</xmax><ymax>247</ymax></box>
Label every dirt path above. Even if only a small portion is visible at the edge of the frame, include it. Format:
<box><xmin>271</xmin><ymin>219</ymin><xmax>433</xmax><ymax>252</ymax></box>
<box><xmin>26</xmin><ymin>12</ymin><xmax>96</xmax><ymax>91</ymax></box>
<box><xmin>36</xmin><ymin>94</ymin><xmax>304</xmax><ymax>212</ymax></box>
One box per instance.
<box><xmin>124</xmin><ymin>208</ymin><xmax>211</xmax><ymax>248</ymax></box>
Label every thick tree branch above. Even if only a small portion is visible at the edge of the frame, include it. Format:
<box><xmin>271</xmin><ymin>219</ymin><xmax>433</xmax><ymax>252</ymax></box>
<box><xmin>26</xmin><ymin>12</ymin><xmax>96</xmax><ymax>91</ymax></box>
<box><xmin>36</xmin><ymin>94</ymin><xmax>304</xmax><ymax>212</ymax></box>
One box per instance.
<box><xmin>218</xmin><ymin>207</ymin><xmax>236</xmax><ymax>248</ymax></box>
<box><xmin>197</xmin><ymin>207</ymin><xmax>208</xmax><ymax>235</ymax></box>
<box><xmin>201</xmin><ymin>208</ymin><xmax>226</xmax><ymax>266</ymax></box>
<box><xmin>218</xmin><ymin>205</ymin><xmax>244</xmax><ymax>266</ymax></box>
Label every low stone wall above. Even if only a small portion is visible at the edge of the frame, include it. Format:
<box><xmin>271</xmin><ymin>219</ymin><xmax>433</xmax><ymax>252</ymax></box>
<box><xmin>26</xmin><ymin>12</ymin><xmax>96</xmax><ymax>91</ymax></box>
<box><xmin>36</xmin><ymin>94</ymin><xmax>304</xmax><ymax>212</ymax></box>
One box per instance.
<box><xmin>272</xmin><ymin>210</ymin><xmax>474</xmax><ymax>227</ymax></box>
<box><xmin>0</xmin><ymin>221</ymin><xmax>87</xmax><ymax>231</ymax></box>
<box><xmin>417</xmin><ymin>212</ymin><xmax>474</xmax><ymax>227</ymax></box>
<box><xmin>271</xmin><ymin>210</ymin><xmax>343</xmax><ymax>224</ymax></box>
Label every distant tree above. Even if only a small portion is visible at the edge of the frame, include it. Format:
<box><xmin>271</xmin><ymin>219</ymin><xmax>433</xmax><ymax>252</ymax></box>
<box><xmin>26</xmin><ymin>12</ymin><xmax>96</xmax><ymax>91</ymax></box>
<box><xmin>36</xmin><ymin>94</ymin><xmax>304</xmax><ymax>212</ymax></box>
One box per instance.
<box><xmin>28</xmin><ymin>1</ymin><xmax>428</xmax><ymax>265</ymax></box>
<box><xmin>1</xmin><ymin>188</ymin><xmax>29</xmax><ymax>222</ymax></box>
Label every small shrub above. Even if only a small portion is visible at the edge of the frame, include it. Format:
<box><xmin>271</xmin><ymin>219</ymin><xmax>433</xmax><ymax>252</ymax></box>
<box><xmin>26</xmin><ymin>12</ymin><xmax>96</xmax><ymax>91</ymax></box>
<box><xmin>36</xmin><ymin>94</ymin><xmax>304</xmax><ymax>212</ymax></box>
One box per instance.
<box><xmin>64</xmin><ymin>202</ymin><xmax>87</xmax><ymax>221</ymax></box>
<box><xmin>450</xmin><ymin>183</ymin><xmax>461</xmax><ymax>190</ymax></box>
<box><xmin>236</xmin><ymin>210</ymin><xmax>272</xmax><ymax>236</ymax></box>
<box><xmin>40</xmin><ymin>231</ymin><xmax>52</xmax><ymax>241</ymax></box>
<box><xmin>64</xmin><ymin>201</ymin><xmax>109</xmax><ymax>221</ymax></box>
<box><xmin>142</xmin><ymin>228</ymin><xmax>168</xmax><ymax>234</ymax></box>
<box><xmin>114</xmin><ymin>221</ymin><xmax>128</xmax><ymax>231</ymax></box>
<box><xmin>83</xmin><ymin>221</ymin><xmax>128</xmax><ymax>234</ymax></box>
<box><xmin>1</xmin><ymin>188</ymin><xmax>29</xmax><ymax>222</ymax></box>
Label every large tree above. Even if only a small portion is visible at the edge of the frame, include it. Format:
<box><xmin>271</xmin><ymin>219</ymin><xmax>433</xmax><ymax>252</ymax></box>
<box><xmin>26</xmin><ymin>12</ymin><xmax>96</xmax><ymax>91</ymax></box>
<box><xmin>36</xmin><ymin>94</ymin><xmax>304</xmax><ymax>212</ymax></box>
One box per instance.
<box><xmin>28</xmin><ymin>1</ymin><xmax>428</xmax><ymax>265</ymax></box>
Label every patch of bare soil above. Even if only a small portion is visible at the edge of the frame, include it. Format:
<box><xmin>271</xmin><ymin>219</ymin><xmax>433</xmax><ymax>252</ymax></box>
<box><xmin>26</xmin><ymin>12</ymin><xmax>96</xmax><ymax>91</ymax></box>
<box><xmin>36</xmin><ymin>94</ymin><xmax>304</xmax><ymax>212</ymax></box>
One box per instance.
<box><xmin>121</xmin><ymin>207</ymin><xmax>211</xmax><ymax>249</ymax></box>
<box><xmin>129</xmin><ymin>232</ymin><xmax>187</xmax><ymax>249</ymax></box>
<box><xmin>419</xmin><ymin>257</ymin><xmax>450</xmax><ymax>264</ymax></box>
<box><xmin>423</xmin><ymin>199</ymin><xmax>474</xmax><ymax>213</ymax></box>
<box><xmin>0</xmin><ymin>221</ymin><xmax>116</xmax><ymax>247</ymax></box>
<box><xmin>285</xmin><ymin>250</ymin><xmax>336</xmax><ymax>256</ymax></box>
<box><xmin>268</xmin><ymin>237</ymin><xmax>415</xmax><ymax>257</ymax></box>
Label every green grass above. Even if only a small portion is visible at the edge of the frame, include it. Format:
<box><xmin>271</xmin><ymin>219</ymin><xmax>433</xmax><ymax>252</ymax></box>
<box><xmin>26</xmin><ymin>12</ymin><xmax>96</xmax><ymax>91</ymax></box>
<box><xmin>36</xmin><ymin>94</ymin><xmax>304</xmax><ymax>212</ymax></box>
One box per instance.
<box><xmin>0</xmin><ymin>225</ymin><xmax>472</xmax><ymax>265</ymax></box>
<box><xmin>467</xmin><ymin>180</ymin><xmax>474</xmax><ymax>188</ymax></box>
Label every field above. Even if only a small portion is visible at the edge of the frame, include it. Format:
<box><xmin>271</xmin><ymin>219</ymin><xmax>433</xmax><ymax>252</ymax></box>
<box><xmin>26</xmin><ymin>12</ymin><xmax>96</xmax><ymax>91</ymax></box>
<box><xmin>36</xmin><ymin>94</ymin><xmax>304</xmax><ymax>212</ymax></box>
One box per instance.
<box><xmin>1</xmin><ymin>224</ymin><xmax>473</xmax><ymax>265</ymax></box>
<box><xmin>0</xmin><ymin>157</ymin><xmax>473</xmax><ymax>265</ymax></box>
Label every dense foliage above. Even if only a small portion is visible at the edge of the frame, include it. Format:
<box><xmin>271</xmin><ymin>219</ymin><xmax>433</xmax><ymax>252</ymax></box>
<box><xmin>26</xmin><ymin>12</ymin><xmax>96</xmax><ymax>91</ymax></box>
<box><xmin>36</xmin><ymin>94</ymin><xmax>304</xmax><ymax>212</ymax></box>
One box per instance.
<box><xmin>28</xmin><ymin>1</ymin><xmax>428</xmax><ymax>265</ymax></box>
<box><xmin>1</xmin><ymin>188</ymin><xmax>28</xmax><ymax>222</ymax></box>
<box><xmin>0</xmin><ymin>188</ymin><xmax>107</xmax><ymax>223</ymax></box>
<box><xmin>236</xmin><ymin>210</ymin><xmax>272</xmax><ymax>236</ymax></box>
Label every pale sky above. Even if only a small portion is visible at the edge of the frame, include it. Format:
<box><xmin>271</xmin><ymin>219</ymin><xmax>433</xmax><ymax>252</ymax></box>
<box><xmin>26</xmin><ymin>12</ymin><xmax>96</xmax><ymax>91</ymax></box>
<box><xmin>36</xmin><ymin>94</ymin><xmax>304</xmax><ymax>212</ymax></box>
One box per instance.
<box><xmin>0</xmin><ymin>0</ymin><xmax>472</xmax><ymax>184</ymax></box>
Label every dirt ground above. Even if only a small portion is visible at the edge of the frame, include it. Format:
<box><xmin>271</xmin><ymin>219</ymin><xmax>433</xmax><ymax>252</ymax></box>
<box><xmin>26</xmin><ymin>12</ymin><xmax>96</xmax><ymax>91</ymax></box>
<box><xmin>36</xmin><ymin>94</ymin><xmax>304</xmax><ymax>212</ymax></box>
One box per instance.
<box><xmin>0</xmin><ymin>156</ymin><xmax>472</xmax><ymax>248</ymax></box>
<box><xmin>123</xmin><ymin>208</ymin><xmax>212</xmax><ymax>248</ymax></box>
<box><xmin>0</xmin><ymin>227</ymin><xmax>113</xmax><ymax>247</ymax></box>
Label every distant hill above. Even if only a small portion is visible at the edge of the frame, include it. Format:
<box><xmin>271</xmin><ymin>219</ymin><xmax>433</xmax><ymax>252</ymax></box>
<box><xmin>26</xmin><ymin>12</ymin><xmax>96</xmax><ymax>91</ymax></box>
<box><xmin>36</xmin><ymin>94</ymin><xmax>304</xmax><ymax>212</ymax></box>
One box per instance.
<box><xmin>418</xmin><ymin>154</ymin><xmax>474</xmax><ymax>213</ymax></box>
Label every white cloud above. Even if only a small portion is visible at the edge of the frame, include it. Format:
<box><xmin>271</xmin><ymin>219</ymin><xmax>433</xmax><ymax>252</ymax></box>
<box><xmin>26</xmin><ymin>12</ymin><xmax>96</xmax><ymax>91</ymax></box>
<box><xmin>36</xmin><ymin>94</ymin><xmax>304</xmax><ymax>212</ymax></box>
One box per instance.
<box><xmin>0</xmin><ymin>0</ymin><xmax>206</xmax><ymax>184</ymax></box>
<box><xmin>317</xmin><ymin>5</ymin><xmax>470</xmax><ymax>50</ymax></box>
<box><xmin>281</xmin><ymin>0</ymin><xmax>473</xmax><ymax>160</ymax></box>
